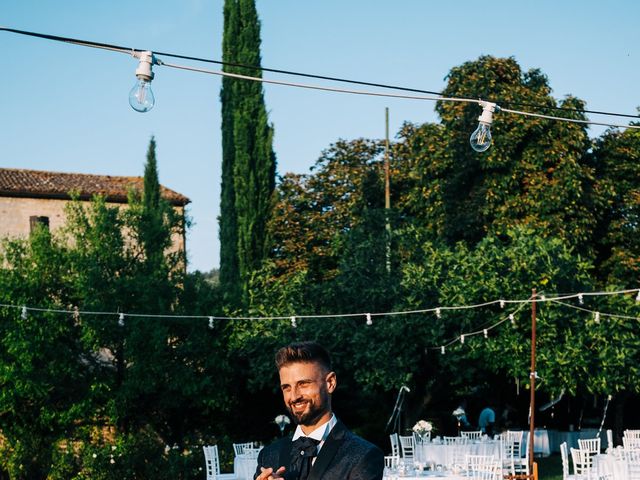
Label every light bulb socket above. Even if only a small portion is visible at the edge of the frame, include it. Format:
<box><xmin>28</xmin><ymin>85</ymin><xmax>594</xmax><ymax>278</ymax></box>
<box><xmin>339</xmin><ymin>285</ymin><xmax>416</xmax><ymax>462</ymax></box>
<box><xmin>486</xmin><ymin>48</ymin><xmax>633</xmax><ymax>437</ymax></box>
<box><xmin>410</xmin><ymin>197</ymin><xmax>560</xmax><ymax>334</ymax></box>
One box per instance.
<box><xmin>134</xmin><ymin>51</ymin><xmax>155</xmax><ymax>82</ymax></box>
<box><xmin>477</xmin><ymin>101</ymin><xmax>497</xmax><ymax>125</ymax></box>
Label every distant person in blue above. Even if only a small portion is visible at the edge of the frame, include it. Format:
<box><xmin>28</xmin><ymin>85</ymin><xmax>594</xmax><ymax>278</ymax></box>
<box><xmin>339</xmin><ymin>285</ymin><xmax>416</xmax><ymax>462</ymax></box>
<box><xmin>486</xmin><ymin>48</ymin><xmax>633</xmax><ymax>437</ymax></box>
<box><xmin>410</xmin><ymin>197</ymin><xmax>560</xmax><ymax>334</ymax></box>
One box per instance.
<box><xmin>455</xmin><ymin>400</ymin><xmax>471</xmax><ymax>430</ymax></box>
<box><xmin>478</xmin><ymin>405</ymin><xmax>496</xmax><ymax>437</ymax></box>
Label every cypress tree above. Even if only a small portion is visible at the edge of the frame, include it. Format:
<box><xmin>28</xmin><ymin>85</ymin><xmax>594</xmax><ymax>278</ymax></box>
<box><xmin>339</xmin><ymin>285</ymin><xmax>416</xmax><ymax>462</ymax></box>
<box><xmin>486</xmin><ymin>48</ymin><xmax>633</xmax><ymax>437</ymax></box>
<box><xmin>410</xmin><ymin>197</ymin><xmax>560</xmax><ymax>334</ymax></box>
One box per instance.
<box><xmin>219</xmin><ymin>0</ymin><xmax>276</xmax><ymax>305</ymax></box>
<box><xmin>142</xmin><ymin>136</ymin><xmax>165</xmax><ymax>267</ymax></box>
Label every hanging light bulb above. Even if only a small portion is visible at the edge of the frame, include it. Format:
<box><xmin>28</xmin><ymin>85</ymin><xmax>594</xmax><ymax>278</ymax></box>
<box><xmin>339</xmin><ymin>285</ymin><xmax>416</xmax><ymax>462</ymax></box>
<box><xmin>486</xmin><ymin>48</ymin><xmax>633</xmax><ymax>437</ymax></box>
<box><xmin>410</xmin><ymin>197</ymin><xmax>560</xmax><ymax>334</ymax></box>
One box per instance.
<box><xmin>469</xmin><ymin>101</ymin><xmax>497</xmax><ymax>152</ymax></box>
<box><xmin>441</xmin><ymin>346</ymin><xmax>445</xmax><ymax>355</ymax></box>
<box><xmin>118</xmin><ymin>313</ymin><xmax>125</xmax><ymax>327</ymax></box>
<box><xmin>129</xmin><ymin>51</ymin><xmax>155</xmax><ymax>112</ymax></box>
<box><xmin>208</xmin><ymin>317</ymin><xmax>214</xmax><ymax>330</ymax></box>
<box><xmin>365</xmin><ymin>313</ymin><xmax>373</xmax><ymax>326</ymax></box>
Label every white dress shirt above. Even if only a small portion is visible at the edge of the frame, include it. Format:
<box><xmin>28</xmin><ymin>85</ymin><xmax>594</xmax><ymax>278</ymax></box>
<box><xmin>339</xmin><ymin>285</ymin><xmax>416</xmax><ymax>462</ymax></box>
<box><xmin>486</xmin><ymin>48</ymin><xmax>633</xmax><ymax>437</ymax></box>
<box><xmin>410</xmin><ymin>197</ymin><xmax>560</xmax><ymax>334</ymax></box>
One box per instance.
<box><xmin>291</xmin><ymin>413</ymin><xmax>337</xmax><ymax>461</ymax></box>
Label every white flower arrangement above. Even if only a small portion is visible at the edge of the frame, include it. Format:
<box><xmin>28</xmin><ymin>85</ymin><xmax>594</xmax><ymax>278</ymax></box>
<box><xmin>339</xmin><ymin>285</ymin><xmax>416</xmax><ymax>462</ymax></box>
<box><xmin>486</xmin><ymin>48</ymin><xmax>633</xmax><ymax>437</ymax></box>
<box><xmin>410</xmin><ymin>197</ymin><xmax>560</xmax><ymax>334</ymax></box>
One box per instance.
<box><xmin>275</xmin><ymin>414</ymin><xmax>291</xmax><ymax>426</ymax></box>
<box><xmin>412</xmin><ymin>420</ymin><xmax>433</xmax><ymax>435</ymax></box>
<box><xmin>275</xmin><ymin>414</ymin><xmax>291</xmax><ymax>435</ymax></box>
<box><xmin>452</xmin><ymin>407</ymin><xmax>466</xmax><ymax>419</ymax></box>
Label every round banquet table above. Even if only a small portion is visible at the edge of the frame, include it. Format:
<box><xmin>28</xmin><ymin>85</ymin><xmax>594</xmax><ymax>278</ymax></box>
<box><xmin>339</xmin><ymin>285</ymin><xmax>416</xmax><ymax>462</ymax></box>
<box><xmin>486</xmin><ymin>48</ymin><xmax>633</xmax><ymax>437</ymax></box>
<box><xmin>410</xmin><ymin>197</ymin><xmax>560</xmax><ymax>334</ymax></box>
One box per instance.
<box><xmin>415</xmin><ymin>440</ymin><xmax>500</xmax><ymax>466</ymax></box>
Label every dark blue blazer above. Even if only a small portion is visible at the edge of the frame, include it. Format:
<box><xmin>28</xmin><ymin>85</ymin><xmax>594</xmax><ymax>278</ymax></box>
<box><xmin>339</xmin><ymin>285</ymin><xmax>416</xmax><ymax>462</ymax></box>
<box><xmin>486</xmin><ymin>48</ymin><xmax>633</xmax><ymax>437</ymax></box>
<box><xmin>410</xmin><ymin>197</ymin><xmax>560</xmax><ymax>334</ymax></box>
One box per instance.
<box><xmin>254</xmin><ymin>419</ymin><xmax>383</xmax><ymax>480</ymax></box>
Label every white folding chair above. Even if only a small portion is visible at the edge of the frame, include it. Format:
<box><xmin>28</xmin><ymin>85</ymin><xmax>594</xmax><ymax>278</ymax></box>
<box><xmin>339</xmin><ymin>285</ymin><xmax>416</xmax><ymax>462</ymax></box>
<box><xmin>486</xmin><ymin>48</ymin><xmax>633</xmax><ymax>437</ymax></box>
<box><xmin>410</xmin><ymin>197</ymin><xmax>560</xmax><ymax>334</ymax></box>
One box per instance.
<box><xmin>624</xmin><ymin>436</ymin><xmax>640</xmax><ymax>450</ymax></box>
<box><xmin>399</xmin><ymin>435</ymin><xmax>415</xmax><ymax>462</ymax></box>
<box><xmin>389</xmin><ymin>433</ymin><xmax>400</xmax><ymax>459</ymax></box>
<box><xmin>466</xmin><ymin>454</ymin><xmax>500</xmax><ymax>480</ymax></box>
<box><xmin>462</xmin><ymin>431</ymin><xmax>483</xmax><ymax>441</ymax></box>
<box><xmin>444</xmin><ymin>435</ymin><xmax>467</xmax><ymax>445</ymax></box>
<box><xmin>384</xmin><ymin>455</ymin><xmax>399</xmax><ymax>470</ymax></box>
<box><xmin>578</xmin><ymin>437</ymin><xmax>601</xmax><ymax>455</ymax></box>
<box><xmin>203</xmin><ymin>445</ymin><xmax>239</xmax><ymax>480</ymax></box>
<box><xmin>627</xmin><ymin>449</ymin><xmax>640</xmax><ymax>480</ymax></box>
<box><xmin>501</xmin><ymin>430</ymin><xmax>526</xmax><ymax>476</ymax></box>
<box><xmin>570</xmin><ymin>447</ymin><xmax>594</xmax><ymax>479</ymax></box>
<box><xmin>606</xmin><ymin>429</ymin><xmax>614</xmax><ymax>452</ymax></box>
<box><xmin>560</xmin><ymin>442</ymin><xmax>585</xmax><ymax>480</ymax></box>
<box><xmin>232</xmin><ymin>442</ymin><xmax>255</xmax><ymax>456</ymax></box>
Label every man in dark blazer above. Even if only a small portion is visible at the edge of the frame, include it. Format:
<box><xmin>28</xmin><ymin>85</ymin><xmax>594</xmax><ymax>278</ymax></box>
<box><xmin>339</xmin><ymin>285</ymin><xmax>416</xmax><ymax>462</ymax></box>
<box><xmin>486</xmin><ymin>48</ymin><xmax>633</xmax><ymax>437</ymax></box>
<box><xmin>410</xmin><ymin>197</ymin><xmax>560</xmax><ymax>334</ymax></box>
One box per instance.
<box><xmin>255</xmin><ymin>341</ymin><xmax>384</xmax><ymax>480</ymax></box>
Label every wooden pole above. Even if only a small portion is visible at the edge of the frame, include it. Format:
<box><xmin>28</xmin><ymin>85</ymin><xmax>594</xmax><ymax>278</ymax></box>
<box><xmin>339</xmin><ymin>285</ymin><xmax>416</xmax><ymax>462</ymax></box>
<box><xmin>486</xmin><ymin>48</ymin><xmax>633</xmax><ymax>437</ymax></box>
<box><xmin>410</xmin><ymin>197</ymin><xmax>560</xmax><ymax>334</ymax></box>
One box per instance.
<box><xmin>529</xmin><ymin>288</ymin><xmax>537</xmax><ymax>478</ymax></box>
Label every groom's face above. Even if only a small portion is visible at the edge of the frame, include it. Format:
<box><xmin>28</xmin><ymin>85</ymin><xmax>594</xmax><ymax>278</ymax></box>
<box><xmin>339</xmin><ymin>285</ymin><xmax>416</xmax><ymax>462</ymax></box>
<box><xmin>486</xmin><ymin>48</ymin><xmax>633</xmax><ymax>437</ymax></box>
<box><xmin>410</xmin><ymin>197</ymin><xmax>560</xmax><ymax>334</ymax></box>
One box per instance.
<box><xmin>279</xmin><ymin>361</ymin><xmax>336</xmax><ymax>428</ymax></box>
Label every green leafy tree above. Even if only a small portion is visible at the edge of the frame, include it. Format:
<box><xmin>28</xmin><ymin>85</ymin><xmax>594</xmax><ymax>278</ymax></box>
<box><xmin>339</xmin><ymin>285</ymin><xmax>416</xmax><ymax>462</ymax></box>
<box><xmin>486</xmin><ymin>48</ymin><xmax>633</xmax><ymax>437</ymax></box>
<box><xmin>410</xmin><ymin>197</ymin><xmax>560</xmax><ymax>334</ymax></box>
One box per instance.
<box><xmin>432</xmin><ymin>56</ymin><xmax>597</xmax><ymax>250</ymax></box>
<box><xmin>219</xmin><ymin>0</ymin><xmax>276</xmax><ymax>306</ymax></box>
<box><xmin>0</xmin><ymin>228</ymin><xmax>90</xmax><ymax>479</ymax></box>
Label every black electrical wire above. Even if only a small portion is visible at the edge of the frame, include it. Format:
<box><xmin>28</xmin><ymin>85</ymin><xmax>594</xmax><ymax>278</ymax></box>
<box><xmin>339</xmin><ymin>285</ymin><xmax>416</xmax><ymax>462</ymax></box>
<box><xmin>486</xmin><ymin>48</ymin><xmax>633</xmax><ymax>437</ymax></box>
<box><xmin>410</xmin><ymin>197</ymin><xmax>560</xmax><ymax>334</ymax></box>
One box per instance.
<box><xmin>2</xmin><ymin>26</ymin><xmax>639</xmax><ymax>120</ymax></box>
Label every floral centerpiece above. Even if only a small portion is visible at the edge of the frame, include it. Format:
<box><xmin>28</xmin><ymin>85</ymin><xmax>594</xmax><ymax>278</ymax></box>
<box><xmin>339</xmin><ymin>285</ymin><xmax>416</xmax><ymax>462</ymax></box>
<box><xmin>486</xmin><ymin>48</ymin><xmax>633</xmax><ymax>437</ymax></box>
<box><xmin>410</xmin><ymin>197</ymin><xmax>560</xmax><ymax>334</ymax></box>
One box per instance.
<box><xmin>412</xmin><ymin>420</ymin><xmax>433</xmax><ymax>442</ymax></box>
<box><xmin>274</xmin><ymin>414</ymin><xmax>291</xmax><ymax>436</ymax></box>
<box><xmin>452</xmin><ymin>407</ymin><xmax>466</xmax><ymax>435</ymax></box>
<box><xmin>452</xmin><ymin>407</ymin><xmax>466</xmax><ymax>420</ymax></box>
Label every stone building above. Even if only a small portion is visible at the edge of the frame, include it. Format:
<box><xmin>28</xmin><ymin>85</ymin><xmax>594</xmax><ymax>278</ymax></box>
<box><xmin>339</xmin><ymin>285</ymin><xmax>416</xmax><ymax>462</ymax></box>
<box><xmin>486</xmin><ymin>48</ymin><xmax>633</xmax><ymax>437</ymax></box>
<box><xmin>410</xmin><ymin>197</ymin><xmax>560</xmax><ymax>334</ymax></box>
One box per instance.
<box><xmin>0</xmin><ymin>167</ymin><xmax>190</xmax><ymax>251</ymax></box>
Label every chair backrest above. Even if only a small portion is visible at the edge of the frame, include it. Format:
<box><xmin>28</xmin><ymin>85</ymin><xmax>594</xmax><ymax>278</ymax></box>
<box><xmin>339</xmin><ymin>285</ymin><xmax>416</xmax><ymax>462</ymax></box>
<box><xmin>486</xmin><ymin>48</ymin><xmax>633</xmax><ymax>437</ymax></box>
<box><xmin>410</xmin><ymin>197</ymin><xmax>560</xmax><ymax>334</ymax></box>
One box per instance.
<box><xmin>578</xmin><ymin>437</ymin><xmax>601</xmax><ymax>455</ymax></box>
<box><xmin>399</xmin><ymin>435</ymin><xmax>415</xmax><ymax>459</ymax></box>
<box><xmin>444</xmin><ymin>436</ymin><xmax>467</xmax><ymax>445</ymax></box>
<box><xmin>466</xmin><ymin>454</ymin><xmax>500</xmax><ymax>480</ymax></box>
<box><xmin>233</xmin><ymin>442</ymin><xmax>254</xmax><ymax>456</ymax></box>
<box><xmin>384</xmin><ymin>455</ymin><xmax>399</xmax><ymax>470</ymax></box>
<box><xmin>624</xmin><ymin>436</ymin><xmax>640</xmax><ymax>450</ymax></box>
<box><xmin>389</xmin><ymin>433</ymin><xmax>400</xmax><ymax>458</ymax></box>
<box><xmin>560</xmin><ymin>442</ymin><xmax>570</xmax><ymax>479</ymax></box>
<box><xmin>462</xmin><ymin>431</ymin><xmax>483</xmax><ymax>441</ymax></box>
<box><xmin>203</xmin><ymin>445</ymin><xmax>222</xmax><ymax>479</ymax></box>
<box><xmin>626</xmin><ymin>449</ymin><xmax>640</xmax><ymax>479</ymax></box>
<box><xmin>570</xmin><ymin>447</ymin><xmax>593</xmax><ymax>476</ymax></box>
<box><xmin>625</xmin><ymin>430</ymin><xmax>640</xmax><ymax>439</ymax></box>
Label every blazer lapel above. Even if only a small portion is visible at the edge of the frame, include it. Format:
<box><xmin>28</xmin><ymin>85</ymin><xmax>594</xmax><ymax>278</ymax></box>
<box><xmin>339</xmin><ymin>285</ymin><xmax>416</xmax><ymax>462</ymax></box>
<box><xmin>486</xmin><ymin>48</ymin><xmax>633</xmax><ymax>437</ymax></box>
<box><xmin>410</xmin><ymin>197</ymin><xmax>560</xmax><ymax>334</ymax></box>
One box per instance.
<box><xmin>278</xmin><ymin>437</ymin><xmax>294</xmax><ymax>479</ymax></box>
<box><xmin>307</xmin><ymin>420</ymin><xmax>348</xmax><ymax>480</ymax></box>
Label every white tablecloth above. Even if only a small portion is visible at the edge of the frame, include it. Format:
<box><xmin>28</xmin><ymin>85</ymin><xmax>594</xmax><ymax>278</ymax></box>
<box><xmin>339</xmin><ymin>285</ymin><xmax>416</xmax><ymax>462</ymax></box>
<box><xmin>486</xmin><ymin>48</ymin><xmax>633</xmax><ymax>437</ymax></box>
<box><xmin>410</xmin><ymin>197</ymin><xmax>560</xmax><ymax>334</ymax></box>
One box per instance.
<box><xmin>384</xmin><ymin>474</ymin><xmax>470</xmax><ymax>480</ymax></box>
<box><xmin>594</xmin><ymin>453</ymin><xmax>628</xmax><ymax>480</ymax></box>
<box><xmin>548</xmin><ymin>428</ymin><xmax>606</xmax><ymax>453</ymax></box>
<box><xmin>416</xmin><ymin>441</ymin><xmax>500</xmax><ymax>466</ymax></box>
<box><xmin>521</xmin><ymin>429</ymin><xmax>551</xmax><ymax>457</ymax></box>
<box><xmin>234</xmin><ymin>453</ymin><xmax>258</xmax><ymax>480</ymax></box>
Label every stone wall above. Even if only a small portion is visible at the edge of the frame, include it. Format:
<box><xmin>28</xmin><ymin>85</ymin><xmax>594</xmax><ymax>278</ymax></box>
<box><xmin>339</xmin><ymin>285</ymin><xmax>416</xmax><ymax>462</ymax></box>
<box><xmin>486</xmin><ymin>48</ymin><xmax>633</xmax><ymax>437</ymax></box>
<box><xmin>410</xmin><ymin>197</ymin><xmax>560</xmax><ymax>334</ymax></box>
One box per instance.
<box><xmin>0</xmin><ymin>196</ymin><xmax>185</xmax><ymax>254</ymax></box>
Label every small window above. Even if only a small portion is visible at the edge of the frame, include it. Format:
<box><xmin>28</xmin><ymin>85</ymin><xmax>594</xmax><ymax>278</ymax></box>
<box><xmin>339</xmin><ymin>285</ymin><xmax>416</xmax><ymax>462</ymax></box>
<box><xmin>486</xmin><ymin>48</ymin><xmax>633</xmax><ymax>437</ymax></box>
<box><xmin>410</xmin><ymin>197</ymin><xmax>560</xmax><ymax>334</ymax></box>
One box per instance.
<box><xmin>29</xmin><ymin>216</ymin><xmax>50</xmax><ymax>233</ymax></box>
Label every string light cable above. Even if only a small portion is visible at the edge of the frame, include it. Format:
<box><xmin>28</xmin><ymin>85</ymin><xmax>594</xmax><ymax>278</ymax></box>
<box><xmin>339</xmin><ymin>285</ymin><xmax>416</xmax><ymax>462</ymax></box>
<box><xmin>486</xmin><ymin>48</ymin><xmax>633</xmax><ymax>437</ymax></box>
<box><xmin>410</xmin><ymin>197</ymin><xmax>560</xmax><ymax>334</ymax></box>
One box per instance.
<box><xmin>2</xmin><ymin>26</ymin><xmax>640</xmax><ymax>141</ymax></box>
<box><xmin>2</xmin><ymin>26</ymin><xmax>639</xmax><ymax>120</ymax></box>
<box><xmin>1</xmin><ymin>288</ymin><xmax>637</xmax><ymax>323</ymax></box>
<box><xmin>547</xmin><ymin>300</ymin><xmax>640</xmax><ymax>322</ymax></box>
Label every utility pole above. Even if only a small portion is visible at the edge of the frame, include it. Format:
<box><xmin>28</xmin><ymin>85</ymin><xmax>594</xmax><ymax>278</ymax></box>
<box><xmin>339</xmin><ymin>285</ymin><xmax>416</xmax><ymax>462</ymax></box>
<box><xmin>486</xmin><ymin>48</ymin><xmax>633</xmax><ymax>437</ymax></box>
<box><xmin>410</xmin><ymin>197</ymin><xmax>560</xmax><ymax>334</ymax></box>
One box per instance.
<box><xmin>384</xmin><ymin>107</ymin><xmax>391</xmax><ymax>273</ymax></box>
<box><xmin>529</xmin><ymin>288</ymin><xmax>538</xmax><ymax>479</ymax></box>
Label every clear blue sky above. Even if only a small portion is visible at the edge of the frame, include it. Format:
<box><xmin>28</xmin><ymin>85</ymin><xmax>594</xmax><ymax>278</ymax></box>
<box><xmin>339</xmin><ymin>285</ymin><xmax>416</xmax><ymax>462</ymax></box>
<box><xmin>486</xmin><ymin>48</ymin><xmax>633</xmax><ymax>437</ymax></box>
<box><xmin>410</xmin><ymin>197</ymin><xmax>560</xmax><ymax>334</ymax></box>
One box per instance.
<box><xmin>2</xmin><ymin>1</ymin><xmax>638</xmax><ymax>272</ymax></box>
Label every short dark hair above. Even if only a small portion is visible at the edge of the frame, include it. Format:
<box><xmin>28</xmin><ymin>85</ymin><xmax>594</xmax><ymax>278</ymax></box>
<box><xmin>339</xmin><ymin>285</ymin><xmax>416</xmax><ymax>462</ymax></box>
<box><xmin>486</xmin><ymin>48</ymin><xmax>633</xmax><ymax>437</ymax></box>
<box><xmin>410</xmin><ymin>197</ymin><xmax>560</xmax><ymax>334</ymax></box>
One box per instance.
<box><xmin>275</xmin><ymin>341</ymin><xmax>332</xmax><ymax>372</ymax></box>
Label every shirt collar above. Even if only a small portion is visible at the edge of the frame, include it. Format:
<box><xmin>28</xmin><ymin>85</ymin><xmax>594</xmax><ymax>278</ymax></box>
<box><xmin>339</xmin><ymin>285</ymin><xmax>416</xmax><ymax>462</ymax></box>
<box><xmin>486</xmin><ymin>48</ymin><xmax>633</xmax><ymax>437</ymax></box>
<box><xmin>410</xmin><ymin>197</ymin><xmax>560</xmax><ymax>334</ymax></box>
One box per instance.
<box><xmin>292</xmin><ymin>414</ymin><xmax>336</xmax><ymax>442</ymax></box>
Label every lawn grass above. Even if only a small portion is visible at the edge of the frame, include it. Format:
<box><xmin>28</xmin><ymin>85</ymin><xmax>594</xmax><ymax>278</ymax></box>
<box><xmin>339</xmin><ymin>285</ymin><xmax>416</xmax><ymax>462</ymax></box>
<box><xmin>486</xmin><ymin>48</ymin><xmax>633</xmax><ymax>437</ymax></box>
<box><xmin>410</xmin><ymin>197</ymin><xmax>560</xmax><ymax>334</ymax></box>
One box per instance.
<box><xmin>535</xmin><ymin>454</ymin><xmax>562</xmax><ymax>480</ymax></box>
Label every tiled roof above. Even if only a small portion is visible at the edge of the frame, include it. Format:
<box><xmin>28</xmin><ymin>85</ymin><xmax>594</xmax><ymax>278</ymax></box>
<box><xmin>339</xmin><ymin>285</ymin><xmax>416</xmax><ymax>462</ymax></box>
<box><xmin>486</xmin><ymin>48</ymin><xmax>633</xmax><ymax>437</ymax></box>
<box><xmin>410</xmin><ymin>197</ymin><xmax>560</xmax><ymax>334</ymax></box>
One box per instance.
<box><xmin>0</xmin><ymin>168</ymin><xmax>189</xmax><ymax>206</ymax></box>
